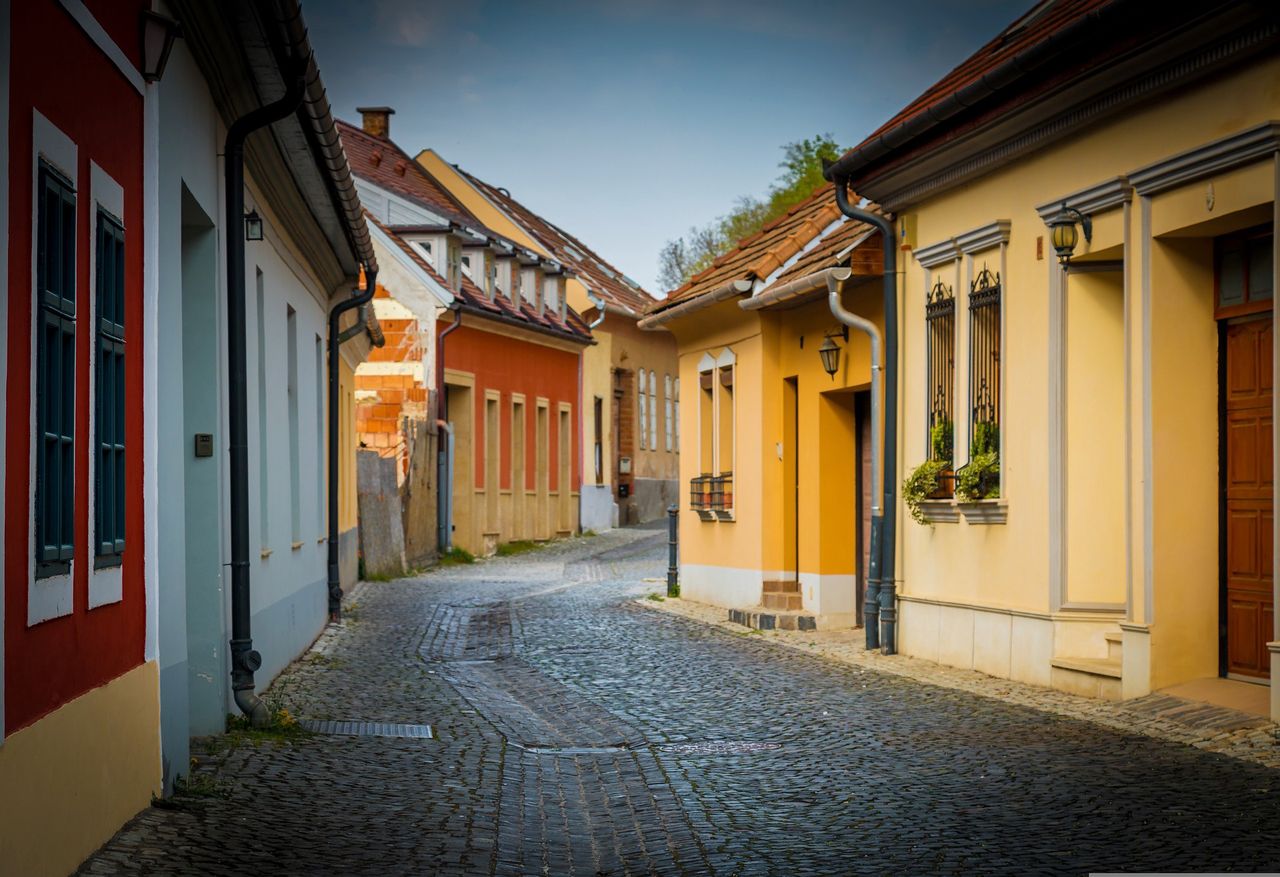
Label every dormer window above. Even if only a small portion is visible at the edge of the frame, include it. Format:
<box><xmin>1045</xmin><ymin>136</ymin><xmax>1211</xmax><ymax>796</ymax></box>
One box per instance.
<box><xmin>446</xmin><ymin>239</ymin><xmax>462</xmax><ymax>291</ymax></box>
<box><xmin>461</xmin><ymin>254</ymin><xmax>472</xmax><ymax>278</ymax></box>
<box><xmin>411</xmin><ymin>240</ymin><xmax>433</xmax><ymax>266</ymax></box>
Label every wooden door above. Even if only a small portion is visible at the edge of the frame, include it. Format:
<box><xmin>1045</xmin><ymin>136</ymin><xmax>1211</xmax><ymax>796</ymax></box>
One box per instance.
<box><xmin>1223</xmin><ymin>316</ymin><xmax>1273</xmax><ymax>679</ymax></box>
<box><xmin>782</xmin><ymin>378</ymin><xmax>798</xmax><ymax>580</ymax></box>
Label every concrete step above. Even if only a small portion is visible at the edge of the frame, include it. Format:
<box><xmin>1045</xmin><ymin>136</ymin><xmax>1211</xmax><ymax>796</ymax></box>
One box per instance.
<box><xmin>1050</xmin><ymin>655</ymin><xmax>1123</xmax><ymax>701</ymax></box>
<box><xmin>1104</xmin><ymin>631</ymin><xmax>1123</xmax><ymax>660</ymax></box>
<box><xmin>762</xmin><ymin>580</ymin><xmax>800</xmax><ymax>594</ymax></box>
<box><xmin>762</xmin><ymin>592</ymin><xmax>803</xmax><ymax>611</ymax></box>
<box><xmin>728</xmin><ymin>607</ymin><xmax>817</xmax><ymax>632</ymax></box>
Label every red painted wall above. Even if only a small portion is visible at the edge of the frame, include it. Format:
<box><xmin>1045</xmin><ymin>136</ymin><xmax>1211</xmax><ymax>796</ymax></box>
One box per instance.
<box><xmin>4</xmin><ymin>0</ymin><xmax>147</xmax><ymax>734</ymax></box>
<box><xmin>441</xmin><ymin>320</ymin><xmax>582</xmax><ymax>494</ymax></box>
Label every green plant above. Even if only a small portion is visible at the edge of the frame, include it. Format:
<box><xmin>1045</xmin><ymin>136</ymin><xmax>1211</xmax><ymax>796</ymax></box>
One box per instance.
<box><xmin>223</xmin><ymin>705</ymin><xmax>313</xmax><ymax>749</ymax></box>
<box><xmin>903</xmin><ymin>459</ymin><xmax>950</xmax><ymax>526</ymax></box>
<box><xmin>972</xmin><ymin>419</ymin><xmax>999</xmax><ymax>456</ymax></box>
<box><xmin>955</xmin><ymin>451</ymin><xmax>1000</xmax><ymax>501</ymax></box>
<box><xmin>173</xmin><ymin>772</ymin><xmax>232</xmax><ymax>800</ymax></box>
<box><xmin>439</xmin><ymin>547</ymin><xmax>475</xmax><ymax>566</ymax></box>
<box><xmin>496</xmin><ymin>540</ymin><xmax>540</xmax><ymax>557</ymax></box>
<box><xmin>646</xmin><ymin>592</ymin><xmax>666</xmax><ymax>602</ymax></box>
<box><xmin>930</xmin><ymin>419</ymin><xmax>954</xmax><ymax>464</ymax></box>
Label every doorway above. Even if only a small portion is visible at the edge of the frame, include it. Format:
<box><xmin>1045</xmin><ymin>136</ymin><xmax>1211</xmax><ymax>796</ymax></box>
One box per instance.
<box><xmin>856</xmin><ymin>391</ymin><xmax>871</xmax><ymax>626</ymax></box>
<box><xmin>782</xmin><ymin>377</ymin><xmax>798</xmax><ymax>582</ymax></box>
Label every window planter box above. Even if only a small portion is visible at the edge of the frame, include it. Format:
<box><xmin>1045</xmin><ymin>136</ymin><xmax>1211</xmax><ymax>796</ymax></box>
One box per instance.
<box><xmin>927</xmin><ymin>467</ymin><xmax>955</xmax><ymax>500</ymax></box>
<box><xmin>918</xmin><ymin>499</ymin><xmax>960</xmax><ymax>523</ymax></box>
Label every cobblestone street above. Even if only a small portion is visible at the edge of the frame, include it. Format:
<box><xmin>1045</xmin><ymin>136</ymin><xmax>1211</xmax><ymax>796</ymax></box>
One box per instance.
<box><xmin>82</xmin><ymin>526</ymin><xmax>1280</xmax><ymax>876</ymax></box>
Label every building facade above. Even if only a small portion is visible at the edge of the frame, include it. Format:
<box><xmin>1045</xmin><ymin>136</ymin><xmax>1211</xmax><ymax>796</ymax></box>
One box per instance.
<box><xmin>823</xmin><ymin>0</ymin><xmax>1280</xmax><ymax>717</ymax></box>
<box><xmin>642</xmin><ymin>186</ymin><xmax>884</xmax><ymax>626</ymax></box>
<box><xmin>418</xmin><ymin>149</ymin><xmax>681</xmax><ymax>527</ymax></box>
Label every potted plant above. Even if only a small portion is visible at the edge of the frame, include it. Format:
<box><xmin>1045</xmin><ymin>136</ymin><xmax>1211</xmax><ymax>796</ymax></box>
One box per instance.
<box><xmin>955</xmin><ymin>420</ymin><xmax>1000</xmax><ymax>502</ymax></box>
<box><xmin>903</xmin><ymin>419</ymin><xmax>954</xmax><ymax>526</ymax></box>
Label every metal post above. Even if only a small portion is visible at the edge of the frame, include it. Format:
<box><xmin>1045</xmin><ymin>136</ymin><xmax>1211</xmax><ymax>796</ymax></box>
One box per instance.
<box><xmin>666</xmin><ymin>504</ymin><xmax>679</xmax><ymax>597</ymax></box>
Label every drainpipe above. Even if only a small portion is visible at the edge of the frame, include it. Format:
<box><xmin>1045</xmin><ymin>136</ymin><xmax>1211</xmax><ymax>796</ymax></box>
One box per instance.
<box><xmin>825</xmin><ymin>271</ymin><xmax>885</xmax><ymax>651</ymax></box>
<box><xmin>581</xmin><ymin>289</ymin><xmax>606</xmax><ymax>532</ymax></box>
<box><xmin>832</xmin><ymin>179</ymin><xmax>900</xmax><ymax>655</ymax></box>
<box><xmin>586</xmin><ymin>290</ymin><xmax>606</xmax><ymax>330</ymax></box>
<box><xmin>436</xmin><ymin>307</ymin><xmax>463</xmax><ymax>552</ymax></box>
<box><xmin>224</xmin><ymin>66</ymin><xmax>306</xmax><ymax>725</ymax></box>
<box><xmin>326</xmin><ymin>266</ymin><xmax>378</xmax><ymax>623</ymax></box>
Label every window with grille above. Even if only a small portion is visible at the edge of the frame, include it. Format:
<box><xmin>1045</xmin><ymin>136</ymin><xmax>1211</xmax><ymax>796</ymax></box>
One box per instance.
<box><xmin>94</xmin><ymin>209</ymin><xmax>126</xmax><ymax>565</ymax></box>
<box><xmin>36</xmin><ymin>162</ymin><xmax>77</xmax><ymax>578</ymax></box>
<box><xmin>648</xmin><ymin>370</ymin><xmax>658</xmax><ymax>451</ymax></box>
<box><xmin>664</xmin><ymin>374</ymin><xmax>673</xmax><ymax>452</ymax></box>
<box><xmin>926</xmin><ymin>277</ymin><xmax>955</xmax><ymax>468</ymax></box>
<box><xmin>673</xmin><ymin>378</ymin><xmax>680</xmax><ymax>454</ymax></box>
<box><xmin>967</xmin><ymin>265</ymin><xmax>1001</xmax><ymax>493</ymax></box>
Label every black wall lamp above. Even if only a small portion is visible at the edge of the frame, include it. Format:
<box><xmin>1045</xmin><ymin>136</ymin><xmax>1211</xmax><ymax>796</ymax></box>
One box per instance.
<box><xmin>818</xmin><ymin>326</ymin><xmax>849</xmax><ymax>379</ymax></box>
<box><xmin>140</xmin><ymin>10</ymin><xmax>182</xmax><ymax>83</ymax></box>
<box><xmin>1048</xmin><ymin>201</ymin><xmax>1092</xmax><ymax>265</ymax></box>
<box><xmin>244</xmin><ymin>209</ymin><xmax>263</xmax><ymax>241</ymax></box>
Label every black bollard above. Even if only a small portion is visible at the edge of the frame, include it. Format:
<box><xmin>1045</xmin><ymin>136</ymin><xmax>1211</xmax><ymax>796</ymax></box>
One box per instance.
<box><xmin>666</xmin><ymin>504</ymin><xmax>680</xmax><ymax>598</ymax></box>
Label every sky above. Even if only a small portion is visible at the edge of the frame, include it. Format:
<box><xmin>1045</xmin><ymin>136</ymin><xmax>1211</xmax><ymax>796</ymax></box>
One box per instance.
<box><xmin>305</xmin><ymin>0</ymin><xmax>1031</xmax><ymax>295</ymax></box>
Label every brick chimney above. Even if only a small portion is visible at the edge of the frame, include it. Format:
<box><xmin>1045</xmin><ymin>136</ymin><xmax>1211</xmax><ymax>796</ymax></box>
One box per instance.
<box><xmin>356</xmin><ymin>106</ymin><xmax>395</xmax><ymax>139</ymax></box>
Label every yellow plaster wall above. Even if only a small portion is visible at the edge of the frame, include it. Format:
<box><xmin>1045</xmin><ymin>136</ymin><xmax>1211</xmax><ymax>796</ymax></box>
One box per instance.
<box><xmin>0</xmin><ymin>662</ymin><xmax>161</xmax><ymax>876</ymax></box>
<box><xmin>613</xmin><ymin>319</ymin><xmax>681</xmax><ymax>482</ymax></box>
<box><xmin>339</xmin><ymin>357</ymin><xmax>359</xmax><ymax>532</ymax></box>
<box><xmin>897</xmin><ymin>56</ymin><xmax>1280</xmax><ymax>622</ymax></box>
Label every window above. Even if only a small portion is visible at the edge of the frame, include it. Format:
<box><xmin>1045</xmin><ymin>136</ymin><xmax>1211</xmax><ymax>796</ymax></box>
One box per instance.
<box><xmin>925</xmin><ymin>276</ymin><xmax>955</xmax><ymax>495</ymax></box>
<box><xmin>256</xmin><ymin>270</ymin><xmax>270</xmax><ymax>550</ymax></box>
<box><xmin>648</xmin><ymin>370</ymin><xmax>658</xmax><ymax>451</ymax></box>
<box><xmin>287</xmin><ymin>305</ymin><xmax>301</xmax><ymax>545</ymax></box>
<box><xmin>1215</xmin><ymin>228</ymin><xmax>1273</xmax><ymax>319</ymax></box>
<box><xmin>94</xmin><ymin>209</ymin><xmax>126</xmax><ymax>564</ymax></box>
<box><xmin>35</xmin><ymin>162</ymin><xmax>77</xmax><ymax>578</ymax></box>
<box><xmin>640</xmin><ymin>368</ymin><xmax>650</xmax><ymax>450</ymax></box>
<box><xmin>593</xmin><ymin>396</ymin><xmax>603</xmax><ymax>484</ymax></box>
<box><xmin>691</xmin><ymin>351</ymin><xmax>734</xmax><ymax>517</ymax></box>
<box><xmin>673</xmin><ymin>378</ymin><xmax>680</xmax><ymax>454</ymax></box>
<box><xmin>664</xmin><ymin>374</ymin><xmax>673</xmax><ymax>452</ymax></box>
<box><xmin>965</xmin><ymin>265</ymin><xmax>1001</xmax><ymax>498</ymax></box>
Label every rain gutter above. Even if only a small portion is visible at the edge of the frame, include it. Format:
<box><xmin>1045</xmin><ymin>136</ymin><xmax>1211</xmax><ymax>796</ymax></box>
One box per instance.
<box><xmin>637</xmin><ymin>279</ymin><xmax>754</xmax><ymax>330</ymax></box>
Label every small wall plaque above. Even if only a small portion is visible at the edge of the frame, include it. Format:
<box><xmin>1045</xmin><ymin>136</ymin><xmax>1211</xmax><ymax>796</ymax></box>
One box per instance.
<box><xmin>194</xmin><ymin>433</ymin><xmax>214</xmax><ymax>457</ymax></box>
<box><xmin>618</xmin><ymin>456</ymin><xmax>632</xmax><ymax>474</ymax></box>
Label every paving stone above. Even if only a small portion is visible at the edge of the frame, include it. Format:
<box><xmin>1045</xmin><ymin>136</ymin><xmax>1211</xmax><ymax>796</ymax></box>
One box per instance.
<box><xmin>79</xmin><ymin>525</ymin><xmax>1280</xmax><ymax>876</ymax></box>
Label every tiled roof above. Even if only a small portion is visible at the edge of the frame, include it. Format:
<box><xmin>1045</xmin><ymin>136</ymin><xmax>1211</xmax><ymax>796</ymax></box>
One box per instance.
<box><xmin>647</xmin><ymin>184</ymin><xmax>871</xmax><ymax>317</ymax></box>
<box><xmin>338</xmin><ymin>119</ymin><xmax>481</xmax><ymax>230</ymax></box>
<box><xmin>457</xmin><ymin>169</ymin><xmax>658</xmax><ymax>317</ymax></box>
<box><xmin>367</xmin><ymin>212</ymin><xmax>591</xmax><ymax>344</ymax></box>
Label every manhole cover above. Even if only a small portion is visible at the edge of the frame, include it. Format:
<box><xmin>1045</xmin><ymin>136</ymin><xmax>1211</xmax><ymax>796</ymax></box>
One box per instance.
<box><xmin>518</xmin><ymin>744</ymin><xmax>630</xmax><ymax>756</ymax></box>
<box><xmin>301</xmin><ymin>720</ymin><xmax>434</xmax><ymax>739</ymax></box>
<box><xmin>658</xmin><ymin>741</ymin><xmax>782</xmax><ymax>755</ymax></box>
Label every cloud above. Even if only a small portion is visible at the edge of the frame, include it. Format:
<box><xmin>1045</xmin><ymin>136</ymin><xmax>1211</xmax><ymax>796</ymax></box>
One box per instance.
<box><xmin>374</xmin><ymin>0</ymin><xmax>443</xmax><ymax>47</ymax></box>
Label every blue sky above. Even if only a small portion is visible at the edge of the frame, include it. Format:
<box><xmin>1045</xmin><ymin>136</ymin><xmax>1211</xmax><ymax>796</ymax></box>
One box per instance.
<box><xmin>306</xmin><ymin>0</ymin><xmax>1030</xmax><ymax>294</ymax></box>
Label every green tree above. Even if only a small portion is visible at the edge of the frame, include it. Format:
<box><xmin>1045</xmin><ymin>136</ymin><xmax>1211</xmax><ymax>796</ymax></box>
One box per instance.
<box><xmin>656</xmin><ymin>134</ymin><xmax>844</xmax><ymax>291</ymax></box>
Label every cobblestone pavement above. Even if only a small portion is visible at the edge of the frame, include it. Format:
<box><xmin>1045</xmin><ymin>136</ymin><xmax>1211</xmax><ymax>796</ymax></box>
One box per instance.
<box><xmin>81</xmin><ymin>526</ymin><xmax>1280</xmax><ymax>876</ymax></box>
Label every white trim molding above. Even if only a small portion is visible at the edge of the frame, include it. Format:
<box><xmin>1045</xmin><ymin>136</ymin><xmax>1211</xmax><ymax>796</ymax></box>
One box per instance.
<box><xmin>28</xmin><ymin>110</ymin><xmax>77</xmax><ymax>626</ymax></box>
<box><xmin>87</xmin><ymin>161</ymin><xmax>124</xmax><ymax>609</ymax></box>
<box><xmin>56</xmin><ymin>0</ymin><xmax>144</xmax><ymax>95</ymax></box>
<box><xmin>956</xmin><ymin>220</ymin><xmax>1011</xmax><ymax>255</ymax></box>
<box><xmin>913</xmin><ymin>237</ymin><xmax>961</xmax><ymax>269</ymax></box>
<box><xmin>142</xmin><ymin>78</ymin><xmax>158</xmax><ymax>663</ymax></box>
<box><xmin>1035</xmin><ymin>176</ymin><xmax>1132</xmax><ymax>220</ymax></box>
<box><xmin>1128</xmin><ymin>121</ymin><xmax>1280</xmax><ymax>196</ymax></box>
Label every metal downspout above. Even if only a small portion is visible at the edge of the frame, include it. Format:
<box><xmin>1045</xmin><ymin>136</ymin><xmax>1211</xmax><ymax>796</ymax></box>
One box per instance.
<box><xmin>225</xmin><ymin>66</ymin><xmax>306</xmax><ymax>725</ymax></box>
<box><xmin>832</xmin><ymin>180</ymin><xmax>900</xmax><ymax>654</ymax></box>
<box><xmin>582</xmin><ymin>290</ymin><xmax>605</xmax><ymax>533</ymax></box>
<box><xmin>326</xmin><ymin>267</ymin><xmax>378</xmax><ymax>622</ymax></box>
<box><xmin>436</xmin><ymin>307</ymin><xmax>463</xmax><ymax>552</ymax></box>
<box><xmin>825</xmin><ymin>272</ymin><xmax>885</xmax><ymax>651</ymax></box>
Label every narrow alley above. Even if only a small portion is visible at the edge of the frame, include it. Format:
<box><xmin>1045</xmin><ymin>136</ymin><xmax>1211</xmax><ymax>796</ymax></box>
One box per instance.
<box><xmin>81</xmin><ymin>527</ymin><xmax>1280</xmax><ymax>876</ymax></box>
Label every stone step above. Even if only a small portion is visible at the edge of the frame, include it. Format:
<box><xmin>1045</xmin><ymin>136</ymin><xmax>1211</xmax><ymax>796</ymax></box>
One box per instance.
<box><xmin>762</xmin><ymin>580</ymin><xmax>800</xmax><ymax>594</ymax></box>
<box><xmin>1104</xmin><ymin>631</ymin><xmax>1123</xmax><ymax>660</ymax></box>
<box><xmin>1050</xmin><ymin>655</ymin><xmax>1123</xmax><ymax>701</ymax></box>
<box><xmin>728</xmin><ymin>607</ymin><xmax>817</xmax><ymax>632</ymax></box>
<box><xmin>1051</xmin><ymin>655</ymin><xmax>1122</xmax><ymax>678</ymax></box>
<box><xmin>761</xmin><ymin>592</ymin><xmax>803</xmax><ymax>611</ymax></box>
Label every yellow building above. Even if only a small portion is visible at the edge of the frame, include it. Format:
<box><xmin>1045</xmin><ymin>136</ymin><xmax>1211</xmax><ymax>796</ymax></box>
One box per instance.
<box><xmin>417</xmin><ymin>150</ymin><xmax>681</xmax><ymax>528</ymax></box>
<box><xmin>642</xmin><ymin>186</ymin><xmax>884</xmax><ymax>626</ymax></box>
<box><xmin>820</xmin><ymin>0</ymin><xmax>1279</xmax><ymax>718</ymax></box>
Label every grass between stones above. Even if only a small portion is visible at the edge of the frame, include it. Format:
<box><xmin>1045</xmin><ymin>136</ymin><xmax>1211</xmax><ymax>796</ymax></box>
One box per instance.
<box><xmin>496</xmin><ymin>540</ymin><xmax>541</xmax><ymax>557</ymax></box>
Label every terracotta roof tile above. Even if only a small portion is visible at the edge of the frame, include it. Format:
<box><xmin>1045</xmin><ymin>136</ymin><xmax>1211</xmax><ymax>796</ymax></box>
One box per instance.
<box><xmin>368</xmin><ymin>211</ymin><xmax>590</xmax><ymax>344</ymax></box>
<box><xmin>649</xmin><ymin>184</ymin><xmax>880</xmax><ymax>316</ymax></box>
<box><xmin>456</xmin><ymin>168</ymin><xmax>658</xmax><ymax>317</ymax></box>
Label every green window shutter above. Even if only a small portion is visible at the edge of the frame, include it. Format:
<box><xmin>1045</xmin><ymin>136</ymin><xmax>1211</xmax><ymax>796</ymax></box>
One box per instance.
<box><xmin>95</xmin><ymin>209</ymin><xmax>126</xmax><ymax>566</ymax></box>
<box><xmin>35</xmin><ymin>164</ymin><xmax>76</xmax><ymax>578</ymax></box>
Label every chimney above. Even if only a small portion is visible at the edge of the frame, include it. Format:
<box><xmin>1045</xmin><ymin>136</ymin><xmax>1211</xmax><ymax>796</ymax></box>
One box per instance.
<box><xmin>356</xmin><ymin>106</ymin><xmax>395</xmax><ymax>139</ymax></box>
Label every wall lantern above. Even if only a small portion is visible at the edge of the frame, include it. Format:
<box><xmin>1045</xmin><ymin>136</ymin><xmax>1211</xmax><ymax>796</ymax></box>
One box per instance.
<box><xmin>818</xmin><ymin>331</ymin><xmax>842</xmax><ymax>379</ymax></box>
<box><xmin>244</xmin><ymin>209</ymin><xmax>264</xmax><ymax>241</ymax></box>
<box><xmin>140</xmin><ymin>10</ymin><xmax>182</xmax><ymax>83</ymax></box>
<box><xmin>1048</xmin><ymin>201</ymin><xmax>1092</xmax><ymax>265</ymax></box>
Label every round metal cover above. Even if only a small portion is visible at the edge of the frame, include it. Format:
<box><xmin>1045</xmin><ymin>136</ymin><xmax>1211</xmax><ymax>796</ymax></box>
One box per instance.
<box><xmin>658</xmin><ymin>741</ymin><xmax>783</xmax><ymax>755</ymax></box>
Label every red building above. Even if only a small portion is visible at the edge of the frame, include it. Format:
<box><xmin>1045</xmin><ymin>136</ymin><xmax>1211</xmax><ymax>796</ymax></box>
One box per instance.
<box><xmin>1</xmin><ymin>0</ymin><xmax>157</xmax><ymax>871</ymax></box>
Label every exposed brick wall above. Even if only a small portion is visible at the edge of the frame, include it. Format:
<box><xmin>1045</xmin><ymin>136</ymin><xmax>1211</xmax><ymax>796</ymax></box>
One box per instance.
<box><xmin>613</xmin><ymin>368</ymin><xmax>634</xmax><ymax>498</ymax></box>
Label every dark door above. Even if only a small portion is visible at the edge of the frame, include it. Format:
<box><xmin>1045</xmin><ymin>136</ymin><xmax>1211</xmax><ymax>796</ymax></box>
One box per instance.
<box><xmin>1223</xmin><ymin>315</ymin><xmax>1273</xmax><ymax>679</ymax></box>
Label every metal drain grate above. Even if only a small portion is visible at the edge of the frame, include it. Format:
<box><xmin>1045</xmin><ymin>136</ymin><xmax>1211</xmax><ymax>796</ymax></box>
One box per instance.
<box><xmin>517</xmin><ymin>744</ymin><xmax>630</xmax><ymax>756</ymax></box>
<box><xmin>301</xmin><ymin>720</ymin><xmax>434</xmax><ymax>739</ymax></box>
<box><xmin>658</xmin><ymin>741</ymin><xmax>782</xmax><ymax>755</ymax></box>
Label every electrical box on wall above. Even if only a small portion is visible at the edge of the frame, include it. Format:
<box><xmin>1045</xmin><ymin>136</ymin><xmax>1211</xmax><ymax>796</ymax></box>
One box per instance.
<box><xmin>618</xmin><ymin>483</ymin><xmax>630</xmax><ymax>498</ymax></box>
<box><xmin>898</xmin><ymin>213</ymin><xmax>917</xmax><ymax>251</ymax></box>
<box><xmin>194</xmin><ymin>433</ymin><xmax>213</xmax><ymax>458</ymax></box>
<box><xmin>618</xmin><ymin>456</ymin><xmax>632</xmax><ymax>474</ymax></box>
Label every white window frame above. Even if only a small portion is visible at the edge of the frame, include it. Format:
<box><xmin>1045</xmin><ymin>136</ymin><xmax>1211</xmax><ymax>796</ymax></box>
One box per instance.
<box><xmin>673</xmin><ymin>377</ymin><xmax>680</xmax><ymax>454</ymax></box>
<box><xmin>29</xmin><ymin>109</ymin><xmax>78</xmax><ymax>625</ymax></box>
<box><xmin>87</xmin><ymin>160</ymin><xmax>124</xmax><ymax>609</ymax></box>
<box><xmin>648</xmin><ymin>370</ymin><xmax>658</xmax><ymax>451</ymax></box>
<box><xmin>664</xmin><ymin>374</ymin><xmax>673</xmax><ymax>452</ymax></box>
<box><xmin>637</xmin><ymin>369</ymin><xmax>647</xmax><ymax>450</ymax></box>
